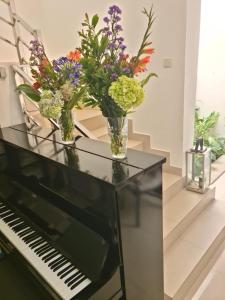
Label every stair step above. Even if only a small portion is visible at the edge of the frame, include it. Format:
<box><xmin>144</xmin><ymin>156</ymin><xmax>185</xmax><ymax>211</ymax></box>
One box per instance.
<box><xmin>100</xmin><ymin>135</ymin><xmax>144</xmax><ymax>150</ymax></box>
<box><xmin>74</xmin><ymin>109</ymin><xmax>101</xmax><ymax>121</ymax></box>
<box><xmin>163</xmin><ymin>187</ymin><xmax>215</xmax><ymax>250</ymax></box>
<box><xmin>192</xmin><ymin>240</ymin><xmax>225</xmax><ymax>300</ymax></box>
<box><xmin>163</xmin><ymin>172</ymin><xmax>184</xmax><ymax>203</ymax></box>
<box><xmin>92</xmin><ymin>126</ymin><xmax>108</xmax><ymax>138</ymax></box>
<box><xmin>164</xmin><ymin>199</ymin><xmax>225</xmax><ymax>300</ymax></box>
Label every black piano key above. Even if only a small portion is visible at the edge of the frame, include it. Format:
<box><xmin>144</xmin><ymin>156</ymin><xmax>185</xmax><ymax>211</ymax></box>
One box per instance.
<box><xmin>8</xmin><ymin>219</ymin><xmax>22</xmax><ymax>227</ymax></box>
<box><xmin>37</xmin><ymin>246</ymin><xmax>52</xmax><ymax>257</ymax></box>
<box><xmin>0</xmin><ymin>211</ymin><xmax>12</xmax><ymax>218</ymax></box>
<box><xmin>58</xmin><ymin>265</ymin><xmax>74</xmax><ymax>278</ymax></box>
<box><xmin>65</xmin><ymin>271</ymin><xmax>80</xmax><ymax>284</ymax></box>
<box><xmin>70</xmin><ymin>276</ymin><xmax>86</xmax><ymax>291</ymax></box>
<box><xmin>53</xmin><ymin>259</ymin><xmax>68</xmax><ymax>272</ymax></box>
<box><xmin>23</xmin><ymin>233</ymin><xmax>39</xmax><ymax>243</ymax></box>
<box><xmin>29</xmin><ymin>238</ymin><xmax>45</xmax><ymax>249</ymax></box>
<box><xmin>35</xmin><ymin>243</ymin><xmax>49</xmax><ymax>254</ymax></box>
<box><xmin>22</xmin><ymin>231</ymin><xmax>35</xmax><ymax>241</ymax></box>
<box><xmin>3</xmin><ymin>215</ymin><xmax>16</xmax><ymax>223</ymax></box>
<box><xmin>50</xmin><ymin>257</ymin><xmax>65</xmax><ymax>270</ymax></box>
<box><xmin>42</xmin><ymin>250</ymin><xmax>58</xmax><ymax>262</ymax></box>
<box><xmin>18</xmin><ymin>228</ymin><xmax>33</xmax><ymax>237</ymax></box>
<box><xmin>0</xmin><ymin>208</ymin><xmax>8</xmax><ymax>214</ymax></box>
<box><xmin>48</xmin><ymin>256</ymin><xmax>63</xmax><ymax>268</ymax></box>
<box><xmin>68</xmin><ymin>274</ymin><xmax>84</xmax><ymax>287</ymax></box>
<box><xmin>2</xmin><ymin>213</ymin><xmax>14</xmax><ymax>220</ymax></box>
<box><xmin>12</xmin><ymin>223</ymin><xmax>26</xmax><ymax>232</ymax></box>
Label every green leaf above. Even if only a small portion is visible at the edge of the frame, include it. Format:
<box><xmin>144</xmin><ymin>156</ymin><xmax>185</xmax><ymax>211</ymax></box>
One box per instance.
<box><xmin>17</xmin><ymin>84</ymin><xmax>41</xmax><ymax>102</ymax></box>
<box><xmin>99</xmin><ymin>36</ymin><xmax>109</xmax><ymax>54</ymax></box>
<box><xmin>67</xmin><ymin>87</ymin><xmax>87</xmax><ymax>110</ymax></box>
<box><xmin>92</xmin><ymin>14</ymin><xmax>99</xmax><ymax>28</ymax></box>
<box><xmin>140</xmin><ymin>72</ymin><xmax>158</xmax><ymax>87</ymax></box>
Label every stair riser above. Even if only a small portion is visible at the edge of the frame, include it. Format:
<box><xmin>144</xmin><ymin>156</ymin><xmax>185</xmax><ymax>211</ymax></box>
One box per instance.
<box><xmin>163</xmin><ymin>177</ymin><xmax>185</xmax><ymax>204</ymax></box>
<box><xmin>131</xmin><ymin>143</ymin><xmax>144</xmax><ymax>151</ymax></box>
<box><xmin>80</xmin><ymin>115</ymin><xmax>106</xmax><ymax>131</ymax></box>
<box><xmin>164</xmin><ymin>187</ymin><xmax>215</xmax><ymax>252</ymax></box>
<box><xmin>184</xmin><ymin>238</ymin><xmax>225</xmax><ymax>300</ymax></box>
<box><xmin>174</xmin><ymin>228</ymin><xmax>225</xmax><ymax>300</ymax></box>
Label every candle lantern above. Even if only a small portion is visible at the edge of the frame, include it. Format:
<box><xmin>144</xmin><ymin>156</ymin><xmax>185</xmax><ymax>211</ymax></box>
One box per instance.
<box><xmin>186</xmin><ymin>148</ymin><xmax>211</xmax><ymax>193</ymax></box>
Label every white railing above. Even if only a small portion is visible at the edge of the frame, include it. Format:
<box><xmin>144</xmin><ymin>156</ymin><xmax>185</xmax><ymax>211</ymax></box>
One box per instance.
<box><xmin>0</xmin><ymin>0</ymin><xmax>95</xmax><ymax>139</ymax></box>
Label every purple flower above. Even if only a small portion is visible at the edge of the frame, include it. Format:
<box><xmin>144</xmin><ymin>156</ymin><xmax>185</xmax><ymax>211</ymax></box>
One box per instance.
<box><xmin>108</xmin><ymin>5</ymin><xmax>122</xmax><ymax>15</ymax></box>
<box><xmin>123</xmin><ymin>67</ymin><xmax>131</xmax><ymax>74</ymax></box>
<box><xmin>119</xmin><ymin>44</ymin><xmax>127</xmax><ymax>50</ymax></box>
<box><xmin>115</xmin><ymin>16</ymin><xmax>121</xmax><ymax>22</ymax></box>
<box><xmin>117</xmin><ymin>37</ymin><xmax>124</xmax><ymax>43</ymax></box>
<box><xmin>29</xmin><ymin>40</ymin><xmax>45</xmax><ymax>61</ymax></box>
<box><xmin>115</xmin><ymin>24</ymin><xmax>122</xmax><ymax>32</ymax></box>
<box><xmin>111</xmin><ymin>72</ymin><xmax>118</xmax><ymax>80</ymax></box>
<box><xmin>108</xmin><ymin>42</ymin><xmax>116</xmax><ymax>49</ymax></box>
<box><xmin>106</xmin><ymin>31</ymin><xmax>112</xmax><ymax>36</ymax></box>
<box><xmin>103</xmin><ymin>17</ymin><xmax>110</xmax><ymax>23</ymax></box>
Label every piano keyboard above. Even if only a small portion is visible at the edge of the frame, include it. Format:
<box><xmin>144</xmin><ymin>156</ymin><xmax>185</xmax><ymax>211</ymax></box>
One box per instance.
<box><xmin>0</xmin><ymin>201</ymin><xmax>91</xmax><ymax>300</ymax></box>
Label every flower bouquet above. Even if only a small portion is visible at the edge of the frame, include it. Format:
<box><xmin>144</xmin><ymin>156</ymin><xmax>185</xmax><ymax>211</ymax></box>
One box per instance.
<box><xmin>17</xmin><ymin>40</ymin><xmax>86</xmax><ymax>144</ymax></box>
<box><xmin>78</xmin><ymin>5</ymin><xmax>157</xmax><ymax>158</ymax></box>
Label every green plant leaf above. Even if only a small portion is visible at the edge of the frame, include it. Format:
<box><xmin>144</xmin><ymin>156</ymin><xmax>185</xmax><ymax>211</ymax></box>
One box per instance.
<box><xmin>140</xmin><ymin>72</ymin><xmax>158</xmax><ymax>87</ymax></box>
<box><xmin>17</xmin><ymin>84</ymin><xmax>41</xmax><ymax>102</ymax></box>
<box><xmin>92</xmin><ymin>14</ymin><xmax>99</xmax><ymax>28</ymax></box>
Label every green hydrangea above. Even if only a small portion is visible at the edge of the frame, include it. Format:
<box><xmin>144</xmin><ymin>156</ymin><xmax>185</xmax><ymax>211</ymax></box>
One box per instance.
<box><xmin>39</xmin><ymin>90</ymin><xmax>64</xmax><ymax>119</ymax></box>
<box><xmin>108</xmin><ymin>75</ymin><xmax>145</xmax><ymax>112</ymax></box>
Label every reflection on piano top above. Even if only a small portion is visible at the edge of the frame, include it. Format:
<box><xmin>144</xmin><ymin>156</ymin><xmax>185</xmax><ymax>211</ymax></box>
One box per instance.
<box><xmin>0</xmin><ymin>123</ymin><xmax>166</xmax><ymax>187</ymax></box>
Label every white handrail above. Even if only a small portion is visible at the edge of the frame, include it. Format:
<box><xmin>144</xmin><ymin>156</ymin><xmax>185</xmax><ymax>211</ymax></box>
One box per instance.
<box><xmin>12</xmin><ymin>13</ymin><xmax>38</xmax><ymax>38</ymax></box>
<box><xmin>0</xmin><ymin>16</ymin><xmax>13</xmax><ymax>25</ymax></box>
<box><xmin>0</xmin><ymin>0</ymin><xmax>10</xmax><ymax>5</ymax></box>
<box><xmin>0</xmin><ymin>35</ymin><xmax>16</xmax><ymax>46</ymax></box>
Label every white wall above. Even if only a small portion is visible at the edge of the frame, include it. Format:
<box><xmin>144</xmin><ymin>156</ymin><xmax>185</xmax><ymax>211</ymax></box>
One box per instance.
<box><xmin>197</xmin><ymin>0</ymin><xmax>225</xmax><ymax>137</ymax></box>
<box><xmin>183</xmin><ymin>0</ymin><xmax>201</xmax><ymax>169</ymax></box>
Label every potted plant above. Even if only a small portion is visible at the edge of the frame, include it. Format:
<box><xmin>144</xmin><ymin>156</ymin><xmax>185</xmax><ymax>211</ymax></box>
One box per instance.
<box><xmin>78</xmin><ymin>5</ymin><xmax>157</xmax><ymax>158</ymax></box>
<box><xmin>17</xmin><ymin>40</ymin><xmax>86</xmax><ymax>144</ymax></box>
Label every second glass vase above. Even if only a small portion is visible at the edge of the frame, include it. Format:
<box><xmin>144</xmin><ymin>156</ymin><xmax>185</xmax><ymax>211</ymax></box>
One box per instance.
<box><xmin>58</xmin><ymin>109</ymin><xmax>75</xmax><ymax>145</ymax></box>
<box><xmin>107</xmin><ymin>117</ymin><xmax>128</xmax><ymax>159</ymax></box>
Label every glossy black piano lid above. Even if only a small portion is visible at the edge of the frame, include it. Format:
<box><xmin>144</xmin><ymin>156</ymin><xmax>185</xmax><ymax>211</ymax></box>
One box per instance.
<box><xmin>9</xmin><ymin>123</ymin><xmax>166</xmax><ymax>172</ymax></box>
<box><xmin>0</xmin><ymin>125</ymin><xmax>143</xmax><ymax>188</ymax></box>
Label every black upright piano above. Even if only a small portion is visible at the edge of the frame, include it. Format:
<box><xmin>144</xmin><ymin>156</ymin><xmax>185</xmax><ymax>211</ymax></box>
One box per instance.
<box><xmin>0</xmin><ymin>124</ymin><xmax>165</xmax><ymax>300</ymax></box>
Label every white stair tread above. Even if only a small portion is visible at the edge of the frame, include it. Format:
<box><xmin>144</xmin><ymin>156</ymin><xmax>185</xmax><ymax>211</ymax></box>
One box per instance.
<box><xmin>193</xmin><ymin>246</ymin><xmax>225</xmax><ymax>300</ymax></box>
<box><xmin>74</xmin><ymin>109</ymin><xmax>101</xmax><ymax>121</ymax></box>
<box><xmin>92</xmin><ymin>126</ymin><xmax>108</xmax><ymax>138</ymax></box>
<box><xmin>163</xmin><ymin>188</ymin><xmax>213</xmax><ymax>238</ymax></box>
<box><xmin>164</xmin><ymin>199</ymin><xmax>225</xmax><ymax>298</ymax></box>
<box><xmin>163</xmin><ymin>172</ymin><xmax>182</xmax><ymax>192</ymax></box>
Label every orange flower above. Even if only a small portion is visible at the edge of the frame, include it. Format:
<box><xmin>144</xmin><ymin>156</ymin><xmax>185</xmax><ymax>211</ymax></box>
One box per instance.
<box><xmin>33</xmin><ymin>82</ymin><xmax>41</xmax><ymax>90</ymax></box>
<box><xmin>41</xmin><ymin>58</ymin><xmax>49</xmax><ymax>67</ymax></box>
<box><xmin>134</xmin><ymin>56</ymin><xmax>151</xmax><ymax>74</ymax></box>
<box><xmin>139</xmin><ymin>56</ymin><xmax>151</xmax><ymax>64</ymax></box>
<box><xmin>67</xmin><ymin>50</ymin><xmax>81</xmax><ymax>61</ymax></box>
<box><xmin>143</xmin><ymin>48</ymin><xmax>154</xmax><ymax>54</ymax></box>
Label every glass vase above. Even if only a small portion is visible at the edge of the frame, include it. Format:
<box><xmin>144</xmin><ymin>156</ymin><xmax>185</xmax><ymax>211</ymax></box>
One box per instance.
<box><xmin>107</xmin><ymin>117</ymin><xmax>128</xmax><ymax>159</ymax></box>
<box><xmin>58</xmin><ymin>109</ymin><xmax>75</xmax><ymax>145</ymax></box>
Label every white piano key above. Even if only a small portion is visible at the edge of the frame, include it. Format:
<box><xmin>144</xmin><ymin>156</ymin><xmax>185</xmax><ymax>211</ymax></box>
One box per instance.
<box><xmin>0</xmin><ymin>213</ymin><xmax>91</xmax><ymax>299</ymax></box>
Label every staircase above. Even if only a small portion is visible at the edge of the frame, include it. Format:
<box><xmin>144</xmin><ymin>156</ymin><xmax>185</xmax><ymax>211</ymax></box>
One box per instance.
<box><xmin>163</xmin><ymin>172</ymin><xmax>225</xmax><ymax>300</ymax></box>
